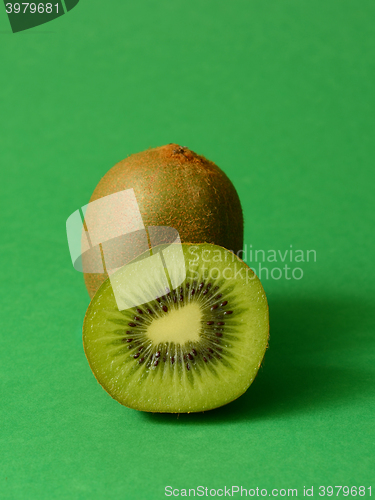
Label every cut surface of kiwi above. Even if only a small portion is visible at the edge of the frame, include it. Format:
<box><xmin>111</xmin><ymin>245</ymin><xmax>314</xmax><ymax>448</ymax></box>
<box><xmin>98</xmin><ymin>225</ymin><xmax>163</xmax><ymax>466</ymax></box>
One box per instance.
<box><xmin>83</xmin><ymin>243</ymin><xmax>269</xmax><ymax>413</ymax></box>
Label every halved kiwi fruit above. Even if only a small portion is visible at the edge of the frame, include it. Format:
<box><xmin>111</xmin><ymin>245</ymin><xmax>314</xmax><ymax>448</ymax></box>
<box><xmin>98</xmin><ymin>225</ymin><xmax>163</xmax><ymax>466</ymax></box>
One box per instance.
<box><xmin>83</xmin><ymin>243</ymin><xmax>269</xmax><ymax>413</ymax></box>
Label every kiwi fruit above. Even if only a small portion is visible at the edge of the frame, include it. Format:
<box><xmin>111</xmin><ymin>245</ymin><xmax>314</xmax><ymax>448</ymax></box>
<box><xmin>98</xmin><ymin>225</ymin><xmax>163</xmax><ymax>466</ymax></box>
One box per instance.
<box><xmin>83</xmin><ymin>144</ymin><xmax>243</xmax><ymax>298</ymax></box>
<box><xmin>83</xmin><ymin>243</ymin><xmax>269</xmax><ymax>413</ymax></box>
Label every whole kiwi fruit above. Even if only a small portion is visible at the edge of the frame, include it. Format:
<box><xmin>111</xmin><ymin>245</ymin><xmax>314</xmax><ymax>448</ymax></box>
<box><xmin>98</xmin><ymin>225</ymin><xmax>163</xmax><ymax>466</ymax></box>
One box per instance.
<box><xmin>83</xmin><ymin>144</ymin><xmax>243</xmax><ymax>298</ymax></box>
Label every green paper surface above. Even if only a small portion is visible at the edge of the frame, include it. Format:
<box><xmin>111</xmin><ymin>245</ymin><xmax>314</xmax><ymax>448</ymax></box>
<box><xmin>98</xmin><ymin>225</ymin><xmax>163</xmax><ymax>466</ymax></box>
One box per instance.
<box><xmin>0</xmin><ymin>1</ymin><xmax>374</xmax><ymax>499</ymax></box>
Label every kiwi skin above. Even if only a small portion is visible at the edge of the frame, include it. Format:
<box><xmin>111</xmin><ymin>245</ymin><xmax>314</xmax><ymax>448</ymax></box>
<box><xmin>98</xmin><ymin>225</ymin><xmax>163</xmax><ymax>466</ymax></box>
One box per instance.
<box><xmin>83</xmin><ymin>144</ymin><xmax>243</xmax><ymax>298</ymax></box>
<box><xmin>83</xmin><ymin>243</ymin><xmax>269</xmax><ymax>414</ymax></box>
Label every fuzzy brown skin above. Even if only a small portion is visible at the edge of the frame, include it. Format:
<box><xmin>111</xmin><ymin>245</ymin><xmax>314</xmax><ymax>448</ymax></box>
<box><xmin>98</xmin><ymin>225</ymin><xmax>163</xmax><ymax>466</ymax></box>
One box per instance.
<box><xmin>83</xmin><ymin>144</ymin><xmax>243</xmax><ymax>298</ymax></box>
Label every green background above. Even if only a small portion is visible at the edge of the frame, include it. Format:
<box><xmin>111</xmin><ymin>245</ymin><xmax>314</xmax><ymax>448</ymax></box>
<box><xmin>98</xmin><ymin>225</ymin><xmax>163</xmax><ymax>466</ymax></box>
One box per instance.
<box><xmin>1</xmin><ymin>1</ymin><xmax>374</xmax><ymax>498</ymax></box>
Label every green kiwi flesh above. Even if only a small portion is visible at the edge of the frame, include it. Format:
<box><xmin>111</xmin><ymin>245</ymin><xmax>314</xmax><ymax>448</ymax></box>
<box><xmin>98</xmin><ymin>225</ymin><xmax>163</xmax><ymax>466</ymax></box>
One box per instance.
<box><xmin>83</xmin><ymin>243</ymin><xmax>269</xmax><ymax>413</ymax></box>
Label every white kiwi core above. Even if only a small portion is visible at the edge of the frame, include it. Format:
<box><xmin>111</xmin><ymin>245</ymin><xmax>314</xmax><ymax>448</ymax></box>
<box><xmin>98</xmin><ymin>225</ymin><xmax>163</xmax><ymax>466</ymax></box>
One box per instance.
<box><xmin>146</xmin><ymin>302</ymin><xmax>202</xmax><ymax>345</ymax></box>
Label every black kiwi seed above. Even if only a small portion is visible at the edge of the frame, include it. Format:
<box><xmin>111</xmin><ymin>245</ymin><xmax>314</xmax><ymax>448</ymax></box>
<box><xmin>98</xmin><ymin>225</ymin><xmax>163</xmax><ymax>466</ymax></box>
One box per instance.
<box><xmin>128</xmin><ymin>322</ymin><xmax>137</xmax><ymax>327</ymax></box>
<box><xmin>162</xmin><ymin>305</ymin><xmax>168</xmax><ymax>312</ymax></box>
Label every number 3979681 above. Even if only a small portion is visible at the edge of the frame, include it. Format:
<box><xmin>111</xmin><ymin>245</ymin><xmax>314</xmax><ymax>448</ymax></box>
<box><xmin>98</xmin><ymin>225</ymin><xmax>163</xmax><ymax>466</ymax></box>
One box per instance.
<box><xmin>5</xmin><ymin>3</ymin><xmax>60</xmax><ymax>14</ymax></box>
<box><xmin>319</xmin><ymin>487</ymin><xmax>372</xmax><ymax>497</ymax></box>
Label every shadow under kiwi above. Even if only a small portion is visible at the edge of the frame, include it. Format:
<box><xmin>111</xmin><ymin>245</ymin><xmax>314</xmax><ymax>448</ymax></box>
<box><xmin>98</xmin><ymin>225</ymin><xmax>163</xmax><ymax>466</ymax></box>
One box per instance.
<box><xmin>140</xmin><ymin>295</ymin><xmax>375</xmax><ymax>424</ymax></box>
